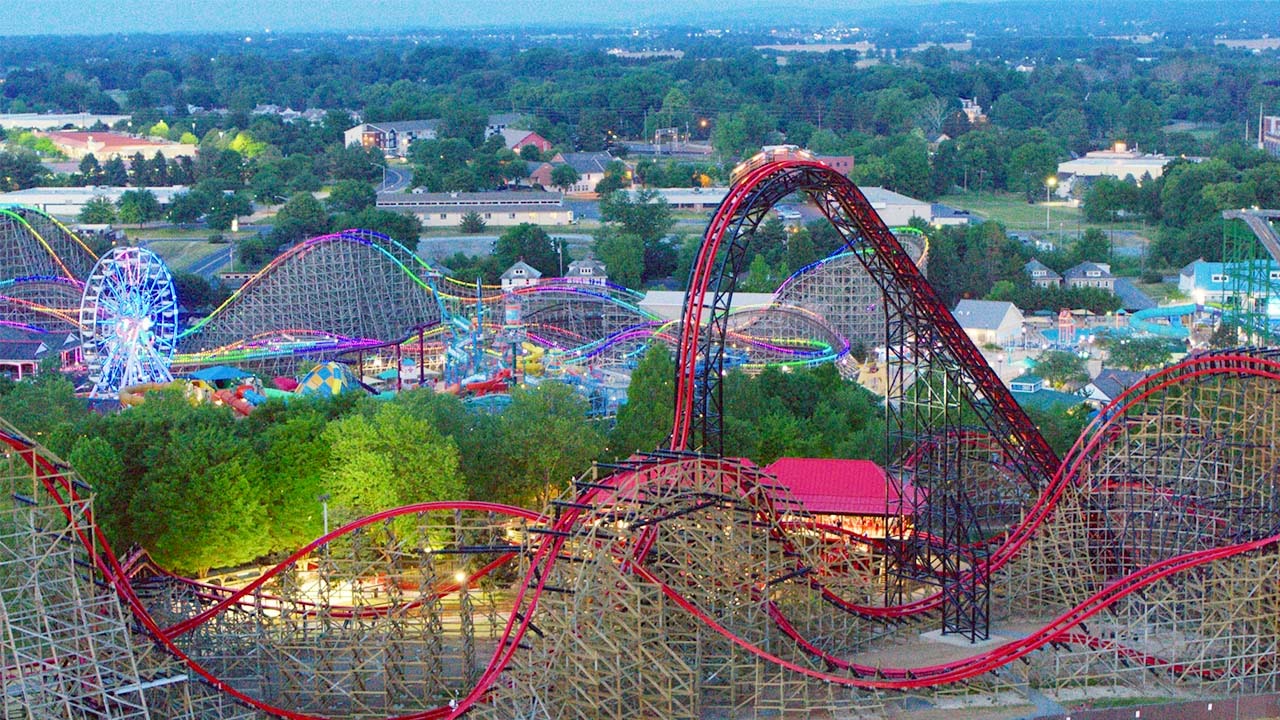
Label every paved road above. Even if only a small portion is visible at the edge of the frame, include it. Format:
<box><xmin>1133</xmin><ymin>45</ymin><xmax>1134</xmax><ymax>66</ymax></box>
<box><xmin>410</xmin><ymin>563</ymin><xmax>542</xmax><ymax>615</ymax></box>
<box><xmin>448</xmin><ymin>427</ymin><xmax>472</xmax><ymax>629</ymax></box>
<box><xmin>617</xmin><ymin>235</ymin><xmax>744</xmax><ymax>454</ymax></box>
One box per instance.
<box><xmin>188</xmin><ymin>243</ymin><xmax>236</xmax><ymax>280</ymax></box>
<box><xmin>382</xmin><ymin>165</ymin><xmax>413</xmax><ymax>193</ymax></box>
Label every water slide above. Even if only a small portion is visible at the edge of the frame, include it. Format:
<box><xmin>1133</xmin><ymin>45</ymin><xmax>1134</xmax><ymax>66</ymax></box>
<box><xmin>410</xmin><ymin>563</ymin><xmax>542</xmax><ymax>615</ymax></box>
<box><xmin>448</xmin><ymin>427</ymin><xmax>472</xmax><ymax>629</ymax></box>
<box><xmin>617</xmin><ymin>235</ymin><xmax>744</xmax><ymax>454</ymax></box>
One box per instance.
<box><xmin>1129</xmin><ymin>304</ymin><xmax>1195</xmax><ymax>339</ymax></box>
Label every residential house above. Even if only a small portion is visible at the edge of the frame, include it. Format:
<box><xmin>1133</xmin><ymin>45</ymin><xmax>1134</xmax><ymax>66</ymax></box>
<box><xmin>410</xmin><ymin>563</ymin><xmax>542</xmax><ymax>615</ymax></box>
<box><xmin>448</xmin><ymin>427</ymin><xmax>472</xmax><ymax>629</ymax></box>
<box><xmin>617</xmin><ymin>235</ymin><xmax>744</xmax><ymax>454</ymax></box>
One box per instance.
<box><xmin>530</xmin><ymin>151</ymin><xmax>622</xmax><ymax>195</ymax></box>
<box><xmin>952</xmin><ymin>299</ymin><xmax>1024</xmax><ymax>346</ymax></box>
<box><xmin>1063</xmin><ymin>261</ymin><xmax>1115</xmax><ymax>292</ymax></box>
<box><xmin>1024</xmin><ymin>258</ymin><xmax>1062</xmax><ymax>288</ymax></box>
<box><xmin>960</xmin><ymin>97</ymin><xmax>987</xmax><ymax>124</ymax></box>
<box><xmin>565</xmin><ymin>254</ymin><xmax>607</xmax><ymax>285</ymax></box>
<box><xmin>376</xmin><ymin>190</ymin><xmax>574</xmax><ymax>228</ymax></box>
<box><xmin>1082</xmin><ymin>368</ymin><xmax>1148</xmax><ymax>408</ymax></box>
<box><xmin>345</xmin><ymin>113</ymin><xmax>528</xmax><ymax>158</ymax></box>
<box><xmin>499</xmin><ymin>128</ymin><xmax>552</xmax><ymax>154</ymax></box>
<box><xmin>1260</xmin><ymin>115</ymin><xmax>1280</xmax><ymax>158</ymax></box>
<box><xmin>501</xmin><ymin>261</ymin><xmax>543</xmax><ymax>292</ymax></box>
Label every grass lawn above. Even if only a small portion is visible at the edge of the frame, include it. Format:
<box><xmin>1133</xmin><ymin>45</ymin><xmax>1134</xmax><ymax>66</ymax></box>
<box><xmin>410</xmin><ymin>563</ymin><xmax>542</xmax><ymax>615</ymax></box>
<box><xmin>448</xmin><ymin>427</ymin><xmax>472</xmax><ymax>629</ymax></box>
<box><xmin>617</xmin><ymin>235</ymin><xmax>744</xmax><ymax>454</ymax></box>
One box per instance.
<box><xmin>938</xmin><ymin>191</ymin><xmax>1149</xmax><ymax>238</ymax></box>
<box><xmin>144</xmin><ymin>239</ymin><xmax>229</xmax><ymax>273</ymax></box>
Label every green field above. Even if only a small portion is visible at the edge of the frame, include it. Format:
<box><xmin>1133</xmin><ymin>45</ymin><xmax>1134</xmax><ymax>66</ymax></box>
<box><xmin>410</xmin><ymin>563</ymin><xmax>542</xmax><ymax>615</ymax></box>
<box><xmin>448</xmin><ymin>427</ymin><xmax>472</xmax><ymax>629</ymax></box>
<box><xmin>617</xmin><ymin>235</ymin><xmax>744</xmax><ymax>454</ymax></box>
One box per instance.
<box><xmin>938</xmin><ymin>191</ymin><xmax>1149</xmax><ymax>237</ymax></box>
<box><xmin>143</xmin><ymin>239</ymin><xmax>230</xmax><ymax>273</ymax></box>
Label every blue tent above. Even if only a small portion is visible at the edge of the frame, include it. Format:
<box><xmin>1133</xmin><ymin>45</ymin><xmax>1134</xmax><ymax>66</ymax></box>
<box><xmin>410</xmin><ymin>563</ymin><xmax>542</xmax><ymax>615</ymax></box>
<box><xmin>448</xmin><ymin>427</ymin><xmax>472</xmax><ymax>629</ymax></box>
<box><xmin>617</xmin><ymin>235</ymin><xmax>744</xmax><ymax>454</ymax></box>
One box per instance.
<box><xmin>189</xmin><ymin>366</ymin><xmax>253</xmax><ymax>383</ymax></box>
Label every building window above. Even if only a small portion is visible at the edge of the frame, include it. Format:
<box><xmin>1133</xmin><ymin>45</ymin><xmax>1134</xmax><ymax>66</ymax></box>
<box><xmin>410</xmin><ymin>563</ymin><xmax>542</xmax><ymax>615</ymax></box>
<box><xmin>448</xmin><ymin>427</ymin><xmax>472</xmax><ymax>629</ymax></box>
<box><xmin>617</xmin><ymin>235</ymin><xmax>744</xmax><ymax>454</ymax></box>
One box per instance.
<box><xmin>484</xmin><ymin>213</ymin><xmax>491</xmax><ymax>219</ymax></box>
<box><xmin>509</xmin><ymin>213</ymin><xmax>516</xmax><ymax>219</ymax></box>
<box><xmin>439</xmin><ymin>213</ymin><xmax>447</xmax><ymax>220</ymax></box>
<box><xmin>1212</xmin><ymin>274</ymin><xmax>1227</xmax><ymax>283</ymax></box>
<box><xmin>1270</xmin><ymin>270</ymin><xmax>1280</xmax><ymax>281</ymax></box>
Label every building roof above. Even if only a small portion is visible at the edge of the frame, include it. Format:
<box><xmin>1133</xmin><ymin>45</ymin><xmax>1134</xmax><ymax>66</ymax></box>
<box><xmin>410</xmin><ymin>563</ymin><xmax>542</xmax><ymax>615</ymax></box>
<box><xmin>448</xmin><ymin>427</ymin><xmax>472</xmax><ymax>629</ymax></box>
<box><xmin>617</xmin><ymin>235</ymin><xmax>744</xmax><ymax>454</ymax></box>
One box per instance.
<box><xmin>1113</xmin><ymin>277</ymin><xmax>1156</xmax><ymax>311</ymax></box>
<box><xmin>361</xmin><ymin>119</ymin><xmax>440</xmax><ymax>134</ymax></box>
<box><xmin>1089</xmin><ymin>368</ymin><xmax>1148</xmax><ymax>402</ymax></box>
<box><xmin>1011</xmin><ymin>385</ymin><xmax>1086</xmax><ymax>410</ymax></box>
<box><xmin>1063</xmin><ymin>261</ymin><xmax>1115</xmax><ymax>280</ymax></box>
<box><xmin>0</xmin><ymin>327</ymin><xmax>51</xmax><ymax>362</ymax></box>
<box><xmin>1024</xmin><ymin>258</ymin><xmax>1062</xmax><ymax>280</ymax></box>
<box><xmin>378</xmin><ymin>190</ymin><xmax>564</xmax><ymax>208</ymax></box>
<box><xmin>37</xmin><ymin>131</ymin><xmax>187</xmax><ymax>156</ymax></box>
<box><xmin>952</xmin><ymin>299</ymin><xmax>1021</xmax><ymax>331</ymax></box>
<box><xmin>763</xmin><ymin>457</ymin><xmax>923</xmax><ymax>516</ymax></box>
<box><xmin>501</xmin><ymin>261</ymin><xmax>543</xmax><ymax>280</ymax></box>
<box><xmin>499</xmin><ymin>128</ymin><xmax>544</xmax><ymax>149</ymax></box>
<box><xmin>567</xmin><ymin>254</ymin><xmax>606</xmax><ymax>274</ymax></box>
<box><xmin>559</xmin><ymin>152</ymin><xmax>616</xmax><ymax>175</ymax></box>
<box><xmin>859</xmin><ymin>186</ymin><xmax>929</xmax><ymax>207</ymax></box>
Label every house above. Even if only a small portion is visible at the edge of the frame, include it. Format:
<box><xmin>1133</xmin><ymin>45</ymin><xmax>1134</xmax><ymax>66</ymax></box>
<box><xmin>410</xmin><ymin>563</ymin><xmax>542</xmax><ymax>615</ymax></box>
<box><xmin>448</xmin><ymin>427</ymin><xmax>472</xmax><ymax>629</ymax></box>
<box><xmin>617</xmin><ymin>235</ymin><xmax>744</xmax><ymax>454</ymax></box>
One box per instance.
<box><xmin>960</xmin><ymin>97</ymin><xmax>987</xmax><ymax>124</ymax></box>
<box><xmin>565</xmin><ymin>254</ymin><xmax>607</xmax><ymax>284</ymax></box>
<box><xmin>0</xmin><ymin>326</ymin><xmax>67</xmax><ymax>379</ymax></box>
<box><xmin>1063</xmin><ymin>261</ymin><xmax>1115</xmax><ymax>292</ymax></box>
<box><xmin>345</xmin><ymin>114</ymin><xmax>528</xmax><ymax>158</ymax></box>
<box><xmin>1082</xmin><ymin>368</ymin><xmax>1148</xmax><ymax>408</ymax></box>
<box><xmin>376</xmin><ymin>190</ymin><xmax>574</xmax><ymax>228</ymax></box>
<box><xmin>501</xmin><ymin>261</ymin><xmax>542</xmax><ymax>291</ymax></box>
<box><xmin>33</xmin><ymin>130</ymin><xmax>196</xmax><ymax>160</ymax></box>
<box><xmin>762</xmin><ymin>457</ymin><xmax>924</xmax><ymax>539</ymax></box>
<box><xmin>529</xmin><ymin>152</ymin><xmax>622</xmax><ymax>195</ymax></box>
<box><xmin>953</xmin><ymin>299</ymin><xmax>1024</xmax><ymax>346</ymax></box>
<box><xmin>499</xmin><ymin>128</ymin><xmax>552</xmax><ymax>154</ymax></box>
<box><xmin>1024</xmin><ymin>258</ymin><xmax>1062</xmax><ymax>288</ymax></box>
<box><xmin>344</xmin><ymin>120</ymin><xmax>440</xmax><ymax>157</ymax></box>
<box><xmin>1177</xmin><ymin>256</ymin><xmax>1280</xmax><ymax>307</ymax></box>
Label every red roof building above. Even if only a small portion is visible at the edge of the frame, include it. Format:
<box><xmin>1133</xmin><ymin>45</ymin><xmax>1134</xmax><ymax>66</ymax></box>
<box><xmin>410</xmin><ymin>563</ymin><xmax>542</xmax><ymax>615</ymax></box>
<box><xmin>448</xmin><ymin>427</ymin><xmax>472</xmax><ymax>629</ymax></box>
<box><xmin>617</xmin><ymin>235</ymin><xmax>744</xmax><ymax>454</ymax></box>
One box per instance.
<box><xmin>35</xmin><ymin>131</ymin><xmax>197</xmax><ymax>160</ymax></box>
<box><xmin>762</xmin><ymin>457</ymin><xmax>923</xmax><ymax>537</ymax></box>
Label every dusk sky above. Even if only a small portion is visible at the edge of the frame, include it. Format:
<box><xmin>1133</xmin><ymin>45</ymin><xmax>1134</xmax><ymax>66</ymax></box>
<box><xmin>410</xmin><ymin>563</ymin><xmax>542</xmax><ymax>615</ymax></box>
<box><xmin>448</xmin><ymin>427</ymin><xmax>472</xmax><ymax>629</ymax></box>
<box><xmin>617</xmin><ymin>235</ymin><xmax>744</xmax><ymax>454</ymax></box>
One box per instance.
<box><xmin>5</xmin><ymin>0</ymin><xmax>977</xmax><ymax>36</ymax></box>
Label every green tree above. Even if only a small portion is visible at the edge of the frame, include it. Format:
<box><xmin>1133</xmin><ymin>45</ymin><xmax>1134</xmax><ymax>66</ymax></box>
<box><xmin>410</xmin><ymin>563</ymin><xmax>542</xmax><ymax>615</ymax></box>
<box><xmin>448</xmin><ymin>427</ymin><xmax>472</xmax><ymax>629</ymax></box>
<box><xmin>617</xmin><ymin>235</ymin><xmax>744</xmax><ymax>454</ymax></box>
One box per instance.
<box><xmin>599</xmin><ymin>188</ymin><xmax>676</xmax><ymax>282</ymax></box>
<box><xmin>494</xmin><ymin>223</ymin><xmax>558</xmax><ymax>276</ymax></box>
<box><xmin>494</xmin><ymin>383</ymin><xmax>604</xmax><ymax>507</ymax></box>
<box><xmin>592</xmin><ymin>225</ymin><xmax>644</xmax><ymax>289</ymax></box>
<box><xmin>322</xmin><ymin>402</ymin><xmax>463</xmax><ymax>523</ymax></box>
<box><xmin>78</xmin><ymin>196</ymin><xmax>117</xmax><ymax>224</ymax></box>
<box><xmin>116</xmin><ymin>188</ymin><xmax>160</xmax><ymax>225</ymax></box>
<box><xmin>550</xmin><ymin>163</ymin><xmax>580</xmax><ymax>192</ymax></box>
<box><xmin>608</xmin><ymin>344</ymin><xmax>675</xmax><ymax>459</ymax></box>
<box><xmin>325</xmin><ymin>179</ymin><xmax>376</xmax><ymax>214</ymax></box>
<box><xmin>272</xmin><ymin>191</ymin><xmax>331</xmax><ymax>246</ymax></box>
<box><xmin>102</xmin><ymin>155</ymin><xmax>129</xmax><ymax>186</ymax></box>
<box><xmin>1104</xmin><ymin>336</ymin><xmax>1173</xmax><ymax>371</ymax></box>
<box><xmin>1032</xmin><ymin>350</ymin><xmax>1089</xmax><ymax>390</ymax></box>
<box><xmin>459</xmin><ymin>211</ymin><xmax>487</xmax><ymax>234</ymax></box>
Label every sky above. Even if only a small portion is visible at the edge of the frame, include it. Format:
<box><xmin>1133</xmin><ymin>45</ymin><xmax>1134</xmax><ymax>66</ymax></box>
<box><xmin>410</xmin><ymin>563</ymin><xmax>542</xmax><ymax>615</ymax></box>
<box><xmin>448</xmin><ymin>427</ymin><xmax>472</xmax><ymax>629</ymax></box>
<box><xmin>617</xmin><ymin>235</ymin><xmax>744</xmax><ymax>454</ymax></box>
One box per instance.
<box><xmin>3</xmin><ymin>0</ymin><xmax>975</xmax><ymax>36</ymax></box>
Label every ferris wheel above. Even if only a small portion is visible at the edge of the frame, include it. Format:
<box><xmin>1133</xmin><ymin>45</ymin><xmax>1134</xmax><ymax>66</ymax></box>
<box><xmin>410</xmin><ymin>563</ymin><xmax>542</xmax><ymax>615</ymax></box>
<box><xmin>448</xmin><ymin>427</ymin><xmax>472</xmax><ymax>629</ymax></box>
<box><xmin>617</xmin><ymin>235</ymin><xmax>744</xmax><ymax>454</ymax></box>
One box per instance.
<box><xmin>79</xmin><ymin>246</ymin><xmax>179</xmax><ymax>400</ymax></box>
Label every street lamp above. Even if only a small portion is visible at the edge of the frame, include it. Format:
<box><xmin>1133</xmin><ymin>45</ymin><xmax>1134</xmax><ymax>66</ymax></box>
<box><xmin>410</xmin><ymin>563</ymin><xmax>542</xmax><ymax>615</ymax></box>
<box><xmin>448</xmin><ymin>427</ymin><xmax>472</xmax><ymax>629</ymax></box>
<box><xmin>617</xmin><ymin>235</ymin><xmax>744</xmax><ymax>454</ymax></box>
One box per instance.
<box><xmin>1045</xmin><ymin>176</ymin><xmax>1057</xmax><ymax>232</ymax></box>
<box><xmin>318</xmin><ymin>494</ymin><xmax>331</xmax><ymax>536</ymax></box>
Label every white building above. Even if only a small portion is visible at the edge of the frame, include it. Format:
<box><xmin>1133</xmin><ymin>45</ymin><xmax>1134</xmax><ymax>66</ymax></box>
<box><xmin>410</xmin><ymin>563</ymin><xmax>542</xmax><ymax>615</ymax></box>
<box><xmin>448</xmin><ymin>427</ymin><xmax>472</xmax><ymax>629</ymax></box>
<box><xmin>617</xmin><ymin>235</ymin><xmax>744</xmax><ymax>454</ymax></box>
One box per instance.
<box><xmin>377</xmin><ymin>191</ymin><xmax>574</xmax><ymax>228</ymax></box>
<box><xmin>1056</xmin><ymin>143</ymin><xmax>1174</xmax><ymax>195</ymax></box>
<box><xmin>952</xmin><ymin>299</ymin><xmax>1024</xmax><ymax>346</ymax></box>
<box><xmin>0</xmin><ymin>186</ymin><xmax>189</xmax><ymax>218</ymax></box>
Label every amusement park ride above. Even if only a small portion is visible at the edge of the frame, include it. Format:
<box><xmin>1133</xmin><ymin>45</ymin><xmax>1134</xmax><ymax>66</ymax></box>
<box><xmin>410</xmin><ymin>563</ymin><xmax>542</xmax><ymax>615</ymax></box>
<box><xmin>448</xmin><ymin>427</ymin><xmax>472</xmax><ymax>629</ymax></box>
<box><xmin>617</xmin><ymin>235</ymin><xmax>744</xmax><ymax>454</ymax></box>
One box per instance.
<box><xmin>1</xmin><ymin>149</ymin><xmax>1280</xmax><ymax>719</ymax></box>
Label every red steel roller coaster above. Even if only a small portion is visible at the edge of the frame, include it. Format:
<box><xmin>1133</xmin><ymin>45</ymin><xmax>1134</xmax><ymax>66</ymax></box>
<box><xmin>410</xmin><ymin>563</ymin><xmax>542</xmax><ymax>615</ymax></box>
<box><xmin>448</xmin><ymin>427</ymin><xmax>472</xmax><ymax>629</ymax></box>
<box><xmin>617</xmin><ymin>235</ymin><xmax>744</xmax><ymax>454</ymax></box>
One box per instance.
<box><xmin>2</xmin><ymin>155</ymin><xmax>1279</xmax><ymax>720</ymax></box>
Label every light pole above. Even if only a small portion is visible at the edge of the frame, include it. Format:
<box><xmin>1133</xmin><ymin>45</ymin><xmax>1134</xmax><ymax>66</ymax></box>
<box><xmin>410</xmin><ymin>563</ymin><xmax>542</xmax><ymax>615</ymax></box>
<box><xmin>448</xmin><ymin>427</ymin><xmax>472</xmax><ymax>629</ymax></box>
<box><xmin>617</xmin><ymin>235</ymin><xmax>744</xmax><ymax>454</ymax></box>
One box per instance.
<box><xmin>1045</xmin><ymin>176</ymin><xmax>1057</xmax><ymax>233</ymax></box>
<box><xmin>318</xmin><ymin>494</ymin><xmax>330</xmax><ymax>536</ymax></box>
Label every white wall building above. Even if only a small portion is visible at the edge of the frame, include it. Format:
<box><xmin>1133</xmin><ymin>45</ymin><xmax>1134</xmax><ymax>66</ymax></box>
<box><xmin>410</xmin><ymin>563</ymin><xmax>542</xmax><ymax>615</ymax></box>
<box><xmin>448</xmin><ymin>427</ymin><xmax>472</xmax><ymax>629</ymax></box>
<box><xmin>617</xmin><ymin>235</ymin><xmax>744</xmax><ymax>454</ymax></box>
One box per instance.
<box><xmin>0</xmin><ymin>186</ymin><xmax>189</xmax><ymax>217</ymax></box>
